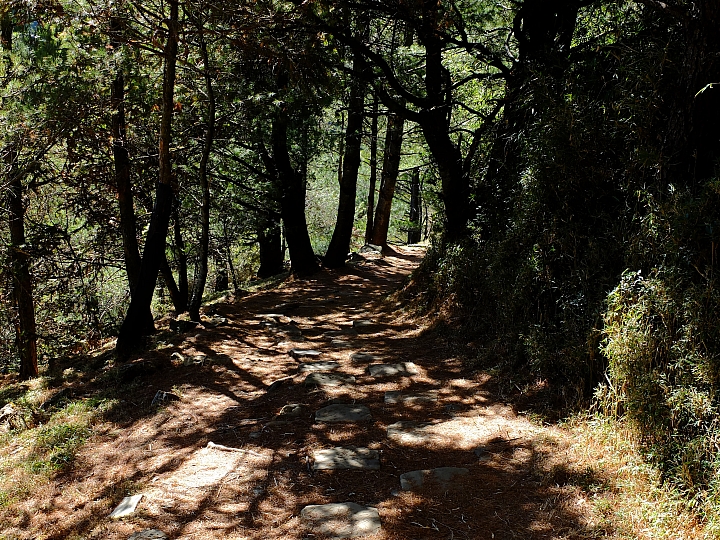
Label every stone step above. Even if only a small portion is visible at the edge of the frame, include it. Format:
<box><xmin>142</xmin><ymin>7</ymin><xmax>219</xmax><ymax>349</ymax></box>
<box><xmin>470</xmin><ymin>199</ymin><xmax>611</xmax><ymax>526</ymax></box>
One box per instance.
<box><xmin>304</xmin><ymin>372</ymin><xmax>356</xmax><ymax>387</ymax></box>
<box><xmin>301</xmin><ymin>502</ymin><xmax>381</xmax><ymax>539</ymax></box>
<box><xmin>367</xmin><ymin>362</ymin><xmax>419</xmax><ymax>378</ymax></box>
<box><xmin>315</xmin><ymin>404</ymin><xmax>372</xmax><ymax>422</ymax></box>
<box><xmin>298</xmin><ymin>361</ymin><xmax>340</xmax><ymax>372</ymax></box>
<box><xmin>312</xmin><ymin>446</ymin><xmax>380</xmax><ymax>470</ymax></box>
<box><xmin>350</xmin><ymin>352</ymin><xmax>376</xmax><ymax>364</ymax></box>
<box><xmin>384</xmin><ymin>390</ymin><xmax>438</xmax><ymax>404</ymax></box>
<box><xmin>290</xmin><ymin>348</ymin><xmax>322</xmax><ymax>359</ymax></box>
<box><xmin>399</xmin><ymin>467</ymin><xmax>470</xmax><ymax>491</ymax></box>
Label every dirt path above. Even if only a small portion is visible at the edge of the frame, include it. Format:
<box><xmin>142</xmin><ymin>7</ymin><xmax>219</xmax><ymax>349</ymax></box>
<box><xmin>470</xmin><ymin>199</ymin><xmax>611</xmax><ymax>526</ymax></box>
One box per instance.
<box><xmin>8</xmin><ymin>246</ymin><xmax>602</xmax><ymax>539</ymax></box>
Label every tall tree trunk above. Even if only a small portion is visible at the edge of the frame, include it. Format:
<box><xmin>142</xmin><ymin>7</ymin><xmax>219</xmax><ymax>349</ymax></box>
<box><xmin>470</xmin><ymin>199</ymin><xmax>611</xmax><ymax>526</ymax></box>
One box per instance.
<box><xmin>408</xmin><ymin>167</ymin><xmax>421</xmax><ymax>244</ymax></box>
<box><xmin>109</xmin><ymin>15</ymin><xmax>154</xmax><ymax>334</ymax></box>
<box><xmin>159</xmin><ymin>253</ymin><xmax>184</xmax><ymax>313</ymax></box>
<box><xmin>172</xmin><ymin>206</ymin><xmax>188</xmax><ymax>312</ymax></box>
<box><xmin>116</xmin><ymin>0</ymin><xmax>179</xmax><ymax>356</ymax></box>
<box><xmin>188</xmin><ymin>31</ymin><xmax>215</xmax><ymax>321</ymax></box>
<box><xmin>364</xmin><ymin>94</ymin><xmax>379</xmax><ymax>244</ymax></box>
<box><xmin>370</xmin><ymin>111</ymin><xmax>405</xmax><ymax>247</ymax></box>
<box><xmin>258</xmin><ymin>219</ymin><xmax>284</xmax><ymax>278</ymax></box>
<box><xmin>3</xmin><ymin>14</ymin><xmax>37</xmax><ymax>380</ymax></box>
<box><xmin>271</xmin><ymin>109</ymin><xmax>319</xmax><ymax>276</ymax></box>
<box><xmin>325</xmin><ymin>48</ymin><xmax>367</xmax><ymax>267</ymax></box>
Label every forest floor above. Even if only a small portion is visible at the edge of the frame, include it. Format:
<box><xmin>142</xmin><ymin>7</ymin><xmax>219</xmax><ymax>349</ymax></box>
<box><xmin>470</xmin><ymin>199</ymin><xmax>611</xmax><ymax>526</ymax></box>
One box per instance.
<box><xmin>0</xmin><ymin>245</ymin><xmax>704</xmax><ymax>540</ymax></box>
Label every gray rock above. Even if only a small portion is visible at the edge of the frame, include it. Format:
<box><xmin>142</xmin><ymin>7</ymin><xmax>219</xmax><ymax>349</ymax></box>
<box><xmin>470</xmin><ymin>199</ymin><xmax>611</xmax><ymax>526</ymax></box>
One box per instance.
<box><xmin>290</xmin><ymin>348</ymin><xmax>322</xmax><ymax>359</ymax></box>
<box><xmin>304</xmin><ymin>372</ymin><xmax>356</xmax><ymax>387</ymax></box>
<box><xmin>387</xmin><ymin>421</ymin><xmax>435</xmax><ymax>444</ymax></box>
<box><xmin>301</xmin><ymin>502</ymin><xmax>381</xmax><ymax>539</ymax></box>
<box><xmin>400</xmin><ymin>467</ymin><xmax>470</xmax><ymax>491</ymax></box>
<box><xmin>325</xmin><ymin>329</ymin><xmax>358</xmax><ymax>338</ymax></box>
<box><xmin>277</xmin><ymin>403</ymin><xmax>308</xmax><ymax>418</ymax></box>
<box><xmin>350</xmin><ymin>352</ymin><xmax>376</xmax><ymax>364</ymax></box>
<box><xmin>352</xmin><ymin>319</ymin><xmax>374</xmax><ymax>328</ymax></box>
<box><xmin>151</xmin><ymin>390</ymin><xmax>180</xmax><ymax>406</ymax></box>
<box><xmin>313</xmin><ymin>447</ymin><xmax>380</xmax><ymax>470</ymax></box>
<box><xmin>367</xmin><ymin>362</ymin><xmax>419</xmax><ymax>377</ymax></box>
<box><xmin>315</xmin><ymin>404</ymin><xmax>372</xmax><ymax>422</ymax></box>
<box><xmin>384</xmin><ymin>390</ymin><xmax>438</xmax><ymax>404</ymax></box>
<box><xmin>109</xmin><ymin>494</ymin><xmax>143</xmax><ymax>518</ymax></box>
<box><xmin>298</xmin><ymin>361</ymin><xmax>340</xmax><ymax>372</ymax></box>
<box><xmin>359</xmin><ymin>244</ymin><xmax>383</xmax><ymax>254</ymax></box>
<box><xmin>127</xmin><ymin>530</ymin><xmax>169</xmax><ymax>540</ymax></box>
<box><xmin>330</xmin><ymin>339</ymin><xmax>353</xmax><ymax>349</ymax></box>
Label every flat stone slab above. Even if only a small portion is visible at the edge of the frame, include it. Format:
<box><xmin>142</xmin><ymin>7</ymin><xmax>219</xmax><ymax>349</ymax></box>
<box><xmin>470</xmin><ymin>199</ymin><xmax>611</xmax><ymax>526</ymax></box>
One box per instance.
<box><xmin>109</xmin><ymin>494</ymin><xmax>143</xmax><ymax>518</ymax></box>
<box><xmin>313</xmin><ymin>447</ymin><xmax>380</xmax><ymax>470</ymax></box>
<box><xmin>316</xmin><ymin>404</ymin><xmax>372</xmax><ymax>422</ymax></box>
<box><xmin>384</xmin><ymin>390</ymin><xmax>438</xmax><ymax>404</ymax></box>
<box><xmin>367</xmin><ymin>362</ymin><xmax>419</xmax><ymax>377</ymax></box>
<box><xmin>301</xmin><ymin>502</ymin><xmax>381</xmax><ymax>538</ymax></box>
<box><xmin>299</xmin><ymin>361</ymin><xmax>340</xmax><ymax>372</ymax></box>
<box><xmin>350</xmin><ymin>352</ymin><xmax>377</xmax><ymax>364</ymax></box>
<box><xmin>127</xmin><ymin>530</ymin><xmax>169</xmax><ymax>540</ymax></box>
<box><xmin>400</xmin><ymin>467</ymin><xmax>470</xmax><ymax>491</ymax></box>
<box><xmin>387</xmin><ymin>421</ymin><xmax>437</xmax><ymax>444</ymax></box>
<box><xmin>331</xmin><ymin>339</ymin><xmax>353</xmax><ymax>349</ymax></box>
<box><xmin>290</xmin><ymin>349</ymin><xmax>322</xmax><ymax>359</ymax></box>
<box><xmin>353</xmin><ymin>319</ymin><xmax>375</xmax><ymax>328</ymax></box>
<box><xmin>325</xmin><ymin>329</ymin><xmax>358</xmax><ymax>338</ymax></box>
<box><xmin>304</xmin><ymin>372</ymin><xmax>356</xmax><ymax>387</ymax></box>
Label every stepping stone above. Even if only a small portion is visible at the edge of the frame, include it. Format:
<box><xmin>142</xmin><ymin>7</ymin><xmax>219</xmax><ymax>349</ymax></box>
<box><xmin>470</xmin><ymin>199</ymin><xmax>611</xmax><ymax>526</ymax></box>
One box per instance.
<box><xmin>127</xmin><ymin>530</ymin><xmax>169</xmax><ymax>540</ymax></box>
<box><xmin>353</xmin><ymin>319</ymin><xmax>374</xmax><ymax>328</ymax></box>
<box><xmin>350</xmin><ymin>352</ymin><xmax>376</xmax><ymax>364</ymax></box>
<box><xmin>325</xmin><ymin>329</ymin><xmax>358</xmax><ymax>338</ymax></box>
<box><xmin>301</xmin><ymin>502</ymin><xmax>381</xmax><ymax>539</ymax></box>
<box><xmin>313</xmin><ymin>447</ymin><xmax>380</xmax><ymax>470</ymax></box>
<box><xmin>387</xmin><ymin>421</ymin><xmax>436</xmax><ymax>444</ymax></box>
<box><xmin>109</xmin><ymin>494</ymin><xmax>143</xmax><ymax>518</ymax></box>
<box><xmin>304</xmin><ymin>373</ymin><xmax>356</xmax><ymax>387</ymax></box>
<box><xmin>331</xmin><ymin>339</ymin><xmax>353</xmax><ymax>349</ymax></box>
<box><xmin>298</xmin><ymin>361</ymin><xmax>340</xmax><ymax>372</ymax></box>
<box><xmin>384</xmin><ymin>390</ymin><xmax>438</xmax><ymax>404</ymax></box>
<box><xmin>290</xmin><ymin>348</ymin><xmax>322</xmax><ymax>359</ymax></box>
<box><xmin>399</xmin><ymin>467</ymin><xmax>470</xmax><ymax>491</ymax></box>
<box><xmin>255</xmin><ymin>313</ymin><xmax>285</xmax><ymax>320</ymax></box>
<box><xmin>316</xmin><ymin>404</ymin><xmax>372</xmax><ymax>422</ymax></box>
<box><xmin>367</xmin><ymin>362</ymin><xmax>419</xmax><ymax>377</ymax></box>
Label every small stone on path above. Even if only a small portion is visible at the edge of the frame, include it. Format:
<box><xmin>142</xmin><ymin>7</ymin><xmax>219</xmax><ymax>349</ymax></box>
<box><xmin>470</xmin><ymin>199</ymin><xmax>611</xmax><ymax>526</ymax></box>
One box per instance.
<box><xmin>331</xmin><ymin>339</ymin><xmax>353</xmax><ymax>349</ymax></box>
<box><xmin>316</xmin><ymin>404</ymin><xmax>372</xmax><ymax>422</ymax></box>
<box><xmin>290</xmin><ymin>348</ymin><xmax>322</xmax><ymax>359</ymax></box>
<box><xmin>367</xmin><ymin>362</ymin><xmax>419</xmax><ymax>377</ymax></box>
<box><xmin>301</xmin><ymin>502</ymin><xmax>381</xmax><ymax>539</ymax></box>
<box><xmin>384</xmin><ymin>390</ymin><xmax>438</xmax><ymax>404</ymax></box>
<box><xmin>277</xmin><ymin>403</ymin><xmax>308</xmax><ymax>418</ymax></box>
<box><xmin>127</xmin><ymin>530</ymin><xmax>168</xmax><ymax>540</ymax></box>
<box><xmin>298</xmin><ymin>361</ymin><xmax>340</xmax><ymax>372</ymax></box>
<box><xmin>304</xmin><ymin>372</ymin><xmax>356</xmax><ymax>387</ymax></box>
<box><xmin>313</xmin><ymin>447</ymin><xmax>380</xmax><ymax>470</ymax></box>
<box><xmin>399</xmin><ymin>467</ymin><xmax>470</xmax><ymax>491</ymax></box>
<box><xmin>350</xmin><ymin>352</ymin><xmax>376</xmax><ymax>364</ymax></box>
<box><xmin>109</xmin><ymin>494</ymin><xmax>143</xmax><ymax>519</ymax></box>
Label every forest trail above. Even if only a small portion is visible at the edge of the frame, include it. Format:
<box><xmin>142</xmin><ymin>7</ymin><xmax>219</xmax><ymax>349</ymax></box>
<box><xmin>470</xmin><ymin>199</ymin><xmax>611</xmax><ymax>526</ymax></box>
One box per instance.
<box><xmin>6</xmin><ymin>246</ymin><xmax>604</xmax><ymax>540</ymax></box>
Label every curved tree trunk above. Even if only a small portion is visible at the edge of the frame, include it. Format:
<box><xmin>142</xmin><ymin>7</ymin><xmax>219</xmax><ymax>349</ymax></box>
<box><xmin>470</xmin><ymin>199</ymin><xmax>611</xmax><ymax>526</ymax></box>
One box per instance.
<box><xmin>325</xmin><ymin>49</ymin><xmax>367</xmax><ymax>267</ymax></box>
<box><xmin>370</xmin><ymin>111</ymin><xmax>405</xmax><ymax>247</ymax></box>
<box><xmin>188</xmin><ymin>30</ymin><xmax>215</xmax><ymax>321</ymax></box>
<box><xmin>271</xmin><ymin>110</ymin><xmax>319</xmax><ymax>276</ymax></box>
<box><xmin>116</xmin><ymin>0</ymin><xmax>179</xmax><ymax>356</ymax></box>
<box><xmin>364</xmin><ymin>94</ymin><xmax>379</xmax><ymax>244</ymax></box>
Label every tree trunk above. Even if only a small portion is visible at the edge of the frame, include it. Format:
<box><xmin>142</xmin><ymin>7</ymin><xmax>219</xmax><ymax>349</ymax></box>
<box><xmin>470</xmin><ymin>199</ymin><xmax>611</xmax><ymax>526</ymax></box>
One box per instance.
<box><xmin>159</xmin><ymin>253</ymin><xmax>184</xmax><ymax>313</ymax></box>
<box><xmin>258</xmin><ymin>219</ymin><xmax>284</xmax><ymax>278</ymax></box>
<box><xmin>3</xmin><ymin>14</ymin><xmax>37</xmax><ymax>380</ymax></box>
<box><xmin>188</xmin><ymin>31</ymin><xmax>215</xmax><ymax>322</ymax></box>
<box><xmin>109</xmin><ymin>16</ymin><xmax>154</xmax><ymax>334</ymax></box>
<box><xmin>116</xmin><ymin>0</ymin><xmax>179</xmax><ymax>356</ymax></box>
<box><xmin>271</xmin><ymin>109</ymin><xmax>319</xmax><ymax>276</ymax></box>
<box><xmin>364</xmin><ymin>94</ymin><xmax>379</xmax><ymax>244</ymax></box>
<box><xmin>172</xmin><ymin>206</ymin><xmax>189</xmax><ymax>312</ymax></box>
<box><xmin>370</xmin><ymin>112</ymin><xmax>405</xmax><ymax>247</ymax></box>
<box><xmin>408</xmin><ymin>167</ymin><xmax>421</xmax><ymax>244</ymax></box>
<box><xmin>325</xmin><ymin>49</ymin><xmax>367</xmax><ymax>267</ymax></box>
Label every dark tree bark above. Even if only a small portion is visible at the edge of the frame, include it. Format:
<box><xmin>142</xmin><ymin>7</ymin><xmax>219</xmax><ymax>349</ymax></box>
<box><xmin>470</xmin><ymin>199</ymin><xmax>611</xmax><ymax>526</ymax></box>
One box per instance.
<box><xmin>116</xmin><ymin>0</ymin><xmax>179</xmax><ymax>356</ymax></box>
<box><xmin>172</xmin><ymin>206</ymin><xmax>189</xmax><ymax>312</ymax></box>
<box><xmin>408</xmin><ymin>167</ymin><xmax>421</xmax><ymax>244</ymax></box>
<box><xmin>109</xmin><ymin>15</ymin><xmax>154</xmax><ymax>334</ymax></box>
<box><xmin>370</xmin><ymin>111</ymin><xmax>405</xmax><ymax>247</ymax></box>
<box><xmin>325</xmin><ymin>45</ymin><xmax>367</xmax><ymax>267</ymax></box>
<box><xmin>271</xmin><ymin>109</ymin><xmax>319</xmax><ymax>276</ymax></box>
<box><xmin>159</xmin><ymin>253</ymin><xmax>184</xmax><ymax>313</ymax></box>
<box><xmin>3</xmin><ymin>14</ymin><xmax>37</xmax><ymax>380</ymax></box>
<box><xmin>188</xmin><ymin>29</ymin><xmax>215</xmax><ymax>322</ymax></box>
<box><xmin>258</xmin><ymin>219</ymin><xmax>284</xmax><ymax>278</ymax></box>
<box><xmin>364</xmin><ymin>94</ymin><xmax>379</xmax><ymax>244</ymax></box>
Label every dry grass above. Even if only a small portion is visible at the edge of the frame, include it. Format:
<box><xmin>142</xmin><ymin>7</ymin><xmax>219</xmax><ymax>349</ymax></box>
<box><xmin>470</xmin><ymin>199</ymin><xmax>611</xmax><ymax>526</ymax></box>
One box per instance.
<box><xmin>0</xmin><ymin>245</ymin><xmax>709</xmax><ymax>539</ymax></box>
